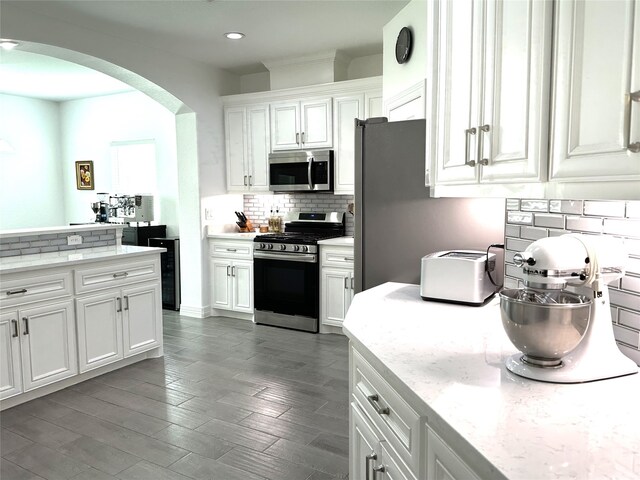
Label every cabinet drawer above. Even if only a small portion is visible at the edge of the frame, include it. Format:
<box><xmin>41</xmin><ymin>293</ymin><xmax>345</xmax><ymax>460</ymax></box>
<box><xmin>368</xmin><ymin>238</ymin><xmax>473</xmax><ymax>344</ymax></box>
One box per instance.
<box><xmin>209</xmin><ymin>241</ymin><xmax>253</xmax><ymax>259</ymax></box>
<box><xmin>1</xmin><ymin>271</ymin><xmax>73</xmax><ymax>307</ymax></box>
<box><xmin>74</xmin><ymin>257</ymin><xmax>160</xmax><ymax>294</ymax></box>
<box><xmin>352</xmin><ymin>348</ymin><xmax>421</xmax><ymax>473</ymax></box>
<box><xmin>321</xmin><ymin>246</ymin><xmax>354</xmax><ymax>268</ymax></box>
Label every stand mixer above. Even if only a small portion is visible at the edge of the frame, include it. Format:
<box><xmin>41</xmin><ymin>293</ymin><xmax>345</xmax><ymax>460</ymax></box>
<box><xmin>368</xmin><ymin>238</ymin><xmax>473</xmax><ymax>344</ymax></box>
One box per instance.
<box><xmin>500</xmin><ymin>234</ymin><xmax>638</xmax><ymax>383</ymax></box>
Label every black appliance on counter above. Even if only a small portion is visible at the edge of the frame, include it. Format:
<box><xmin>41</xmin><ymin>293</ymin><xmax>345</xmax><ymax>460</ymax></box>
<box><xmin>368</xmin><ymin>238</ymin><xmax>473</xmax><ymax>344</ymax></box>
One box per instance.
<box><xmin>122</xmin><ymin>224</ymin><xmax>166</xmax><ymax>246</ymax></box>
<box><xmin>253</xmin><ymin>212</ymin><xmax>345</xmax><ymax>333</ymax></box>
<box><xmin>148</xmin><ymin>237</ymin><xmax>181</xmax><ymax>311</ymax></box>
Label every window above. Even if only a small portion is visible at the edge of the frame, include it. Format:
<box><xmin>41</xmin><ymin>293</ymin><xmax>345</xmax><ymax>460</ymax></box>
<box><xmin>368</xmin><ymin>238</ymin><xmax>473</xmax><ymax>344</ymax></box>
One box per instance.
<box><xmin>110</xmin><ymin>140</ymin><xmax>157</xmax><ymax>195</ymax></box>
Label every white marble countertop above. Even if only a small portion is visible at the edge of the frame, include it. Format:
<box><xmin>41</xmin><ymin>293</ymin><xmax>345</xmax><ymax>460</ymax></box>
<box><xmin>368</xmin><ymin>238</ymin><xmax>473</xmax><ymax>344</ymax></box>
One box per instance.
<box><xmin>0</xmin><ymin>224</ymin><xmax>124</xmax><ymax>240</ymax></box>
<box><xmin>0</xmin><ymin>245</ymin><xmax>165</xmax><ymax>274</ymax></box>
<box><xmin>343</xmin><ymin>282</ymin><xmax>640</xmax><ymax>480</ymax></box>
<box><xmin>318</xmin><ymin>236</ymin><xmax>354</xmax><ymax>246</ymax></box>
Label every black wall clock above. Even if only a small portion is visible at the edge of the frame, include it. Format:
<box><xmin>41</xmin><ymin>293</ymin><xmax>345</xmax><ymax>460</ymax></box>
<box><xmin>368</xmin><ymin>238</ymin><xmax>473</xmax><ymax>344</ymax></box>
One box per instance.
<box><xmin>395</xmin><ymin>26</ymin><xmax>412</xmax><ymax>64</ymax></box>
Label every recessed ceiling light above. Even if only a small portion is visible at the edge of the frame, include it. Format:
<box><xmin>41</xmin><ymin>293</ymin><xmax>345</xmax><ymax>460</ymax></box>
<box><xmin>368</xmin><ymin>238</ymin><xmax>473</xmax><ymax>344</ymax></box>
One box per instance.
<box><xmin>224</xmin><ymin>32</ymin><xmax>245</xmax><ymax>40</ymax></box>
<box><xmin>0</xmin><ymin>40</ymin><xmax>20</xmax><ymax>50</ymax></box>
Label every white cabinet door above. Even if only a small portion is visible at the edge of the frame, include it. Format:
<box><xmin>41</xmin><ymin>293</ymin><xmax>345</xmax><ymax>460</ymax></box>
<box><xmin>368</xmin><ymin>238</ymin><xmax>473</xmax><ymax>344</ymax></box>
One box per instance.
<box><xmin>225</xmin><ymin>106</ymin><xmax>248</xmax><ymax>191</ymax></box>
<box><xmin>350</xmin><ymin>402</ymin><xmax>383</xmax><ymax>480</ymax></box>
<box><xmin>435</xmin><ymin>0</ymin><xmax>551</xmax><ymax>185</ymax></box>
<box><xmin>380</xmin><ymin>443</ymin><xmax>416</xmax><ymax>480</ymax></box>
<box><xmin>365</xmin><ymin>91</ymin><xmax>383</xmax><ymax>118</ymax></box>
<box><xmin>76</xmin><ymin>292</ymin><xmax>123</xmax><ymax>373</ymax></box>
<box><xmin>426</xmin><ymin>427</ymin><xmax>480</xmax><ymax>480</ymax></box>
<box><xmin>211</xmin><ymin>259</ymin><xmax>232</xmax><ymax>310</ymax></box>
<box><xmin>435</xmin><ymin>0</ymin><xmax>480</xmax><ymax>184</ymax></box>
<box><xmin>301</xmin><ymin>98</ymin><xmax>332</xmax><ymax>149</ymax></box>
<box><xmin>550</xmin><ymin>0</ymin><xmax>640</xmax><ymax>181</ymax></box>
<box><xmin>333</xmin><ymin>95</ymin><xmax>364</xmax><ymax>194</ymax></box>
<box><xmin>231</xmin><ymin>260</ymin><xmax>253</xmax><ymax>313</ymax></box>
<box><xmin>19</xmin><ymin>300</ymin><xmax>77</xmax><ymax>392</ymax></box>
<box><xmin>247</xmin><ymin>104</ymin><xmax>270</xmax><ymax>191</ymax></box>
<box><xmin>122</xmin><ymin>282</ymin><xmax>162</xmax><ymax>357</ymax></box>
<box><xmin>0</xmin><ymin>310</ymin><xmax>22</xmax><ymax>400</ymax></box>
<box><xmin>322</xmin><ymin>268</ymin><xmax>351</xmax><ymax>327</ymax></box>
<box><xmin>478</xmin><ymin>0</ymin><xmax>551</xmax><ymax>183</ymax></box>
<box><xmin>271</xmin><ymin>102</ymin><xmax>301</xmax><ymax>151</ymax></box>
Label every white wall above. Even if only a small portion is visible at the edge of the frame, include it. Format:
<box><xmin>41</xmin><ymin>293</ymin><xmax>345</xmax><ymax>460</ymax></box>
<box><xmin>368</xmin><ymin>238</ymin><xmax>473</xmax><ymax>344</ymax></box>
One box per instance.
<box><xmin>0</xmin><ymin>94</ymin><xmax>65</xmax><ymax>229</ymax></box>
<box><xmin>382</xmin><ymin>0</ymin><xmax>429</xmax><ymax>101</ymax></box>
<box><xmin>60</xmin><ymin>91</ymin><xmax>179</xmax><ymax>234</ymax></box>
<box><xmin>348</xmin><ymin>54</ymin><xmax>383</xmax><ymax>79</ymax></box>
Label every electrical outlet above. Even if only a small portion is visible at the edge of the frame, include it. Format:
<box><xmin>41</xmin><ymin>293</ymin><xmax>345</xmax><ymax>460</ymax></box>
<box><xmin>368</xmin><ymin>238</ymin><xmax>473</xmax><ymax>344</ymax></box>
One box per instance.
<box><xmin>67</xmin><ymin>235</ymin><xmax>82</xmax><ymax>246</ymax></box>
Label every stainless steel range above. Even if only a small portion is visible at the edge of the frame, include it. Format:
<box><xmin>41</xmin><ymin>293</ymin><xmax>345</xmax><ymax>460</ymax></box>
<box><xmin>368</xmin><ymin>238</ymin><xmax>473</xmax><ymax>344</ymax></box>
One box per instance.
<box><xmin>253</xmin><ymin>212</ymin><xmax>345</xmax><ymax>333</ymax></box>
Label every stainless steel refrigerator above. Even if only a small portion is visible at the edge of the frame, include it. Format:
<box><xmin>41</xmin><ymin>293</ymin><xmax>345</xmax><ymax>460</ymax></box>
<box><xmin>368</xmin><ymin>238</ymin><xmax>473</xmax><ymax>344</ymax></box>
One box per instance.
<box><xmin>354</xmin><ymin>118</ymin><xmax>506</xmax><ymax>293</ymax></box>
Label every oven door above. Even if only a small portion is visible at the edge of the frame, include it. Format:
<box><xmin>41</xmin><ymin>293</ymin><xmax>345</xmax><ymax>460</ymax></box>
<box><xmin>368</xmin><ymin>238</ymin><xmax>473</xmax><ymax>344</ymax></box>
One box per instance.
<box><xmin>253</xmin><ymin>252</ymin><xmax>319</xmax><ymax>327</ymax></box>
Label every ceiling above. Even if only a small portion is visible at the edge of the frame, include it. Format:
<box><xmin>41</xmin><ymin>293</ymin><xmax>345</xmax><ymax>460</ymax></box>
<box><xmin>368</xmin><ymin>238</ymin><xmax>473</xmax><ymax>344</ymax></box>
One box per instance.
<box><xmin>0</xmin><ymin>0</ymin><xmax>409</xmax><ymax>101</ymax></box>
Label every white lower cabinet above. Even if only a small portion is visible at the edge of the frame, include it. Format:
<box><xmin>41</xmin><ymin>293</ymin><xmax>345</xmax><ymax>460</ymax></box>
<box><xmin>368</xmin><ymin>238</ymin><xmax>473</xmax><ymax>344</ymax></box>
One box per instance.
<box><xmin>1</xmin><ymin>300</ymin><xmax>77</xmax><ymax>399</ymax></box>
<box><xmin>350</xmin><ymin>344</ymin><xmax>484</xmax><ymax>480</ymax></box>
<box><xmin>209</xmin><ymin>239</ymin><xmax>254</xmax><ymax>317</ymax></box>
<box><xmin>320</xmin><ymin>245</ymin><xmax>354</xmax><ymax>329</ymax></box>
<box><xmin>76</xmin><ymin>282</ymin><xmax>161</xmax><ymax>373</ymax></box>
<box><xmin>426</xmin><ymin>427</ymin><xmax>480</xmax><ymax>480</ymax></box>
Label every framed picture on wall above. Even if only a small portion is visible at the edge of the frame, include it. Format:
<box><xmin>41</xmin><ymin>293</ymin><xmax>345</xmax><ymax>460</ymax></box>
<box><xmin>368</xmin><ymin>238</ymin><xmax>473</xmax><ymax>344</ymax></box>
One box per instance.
<box><xmin>75</xmin><ymin>160</ymin><xmax>94</xmax><ymax>190</ymax></box>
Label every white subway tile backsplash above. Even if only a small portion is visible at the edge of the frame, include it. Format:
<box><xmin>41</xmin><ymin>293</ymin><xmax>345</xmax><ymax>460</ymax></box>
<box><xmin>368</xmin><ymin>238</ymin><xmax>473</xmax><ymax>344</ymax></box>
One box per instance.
<box><xmin>505</xmin><ymin>237</ymin><xmax>533</xmax><ymax>252</ymax></box>
<box><xmin>520</xmin><ymin>199</ymin><xmax>548</xmax><ymax>212</ymax></box>
<box><xmin>583</xmin><ymin>200</ymin><xmax>626</xmax><ymax>218</ymax></box>
<box><xmin>613</xmin><ymin>324</ymin><xmax>639</xmax><ymax>348</ymax></box>
<box><xmin>506</xmin><ymin>199</ymin><xmax>520</xmax><ymax>211</ymax></box>
<box><xmin>620</xmin><ymin>309</ymin><xmax>640</xmax><ymax>330</ymax></box>
<box><xmin>603</xmin><ymin>218</ymin><xmax>640</xmax><ymax>237</ymax></box>
<box><xmin>507</xmin><ymin>211</ymin><xmax>533</xmax><ymax>225</ymax></box>
<box><xmin>505</xmin><ymin>197</ymin><xmax>640</xmax><ymax>363</ymax></box>
<box><xmin>566</xmin><ymin>216</ymin><xmax>603</xmax><ymax>233</ymax></box>
<box><xmin>626</xmin><ymin>201</ymin><xmax>640</xmax><ymax>218</ymax></box>
<box><xmin>621</xmin><ymin>275</ymin><xmax>640</xmax><ymax>293</ymax></box>
<box><xmin>520</xmin><ymin>226</ymin><xmax>548</xmax><ymax>240</ymax></box>
<box><xmin>534</xmin><ymin>213</ymin><xmax>565</xmax><ymax>229</ymax></box>
<box><xmin>505</xmin><ymin>225</ymin><xmax>521</xmax><ymax>237</ymax></box>
<box><xmin>549</xmin><ymin>199</ymin><xmax>583</xmax><ymax>214</ymax></box>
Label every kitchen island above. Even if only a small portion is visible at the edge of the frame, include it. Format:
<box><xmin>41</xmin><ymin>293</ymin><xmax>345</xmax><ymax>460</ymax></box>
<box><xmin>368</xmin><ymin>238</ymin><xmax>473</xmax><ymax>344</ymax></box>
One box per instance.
<box><xmin>343</xmin><ymin>282</ymin><xmax>640</xmax><ymax>480</ymax></box>
<box><xmin>1</xmin><ymin>226</ymin><xmax>165</xmax><ymax>410</ymax></box>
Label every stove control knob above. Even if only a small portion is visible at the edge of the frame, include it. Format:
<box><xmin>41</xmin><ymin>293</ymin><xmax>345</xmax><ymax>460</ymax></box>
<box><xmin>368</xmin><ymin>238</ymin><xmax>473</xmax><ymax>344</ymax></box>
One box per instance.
<box><xmin>294</xmin><ymin>245</ymin><xmax>300</xmax><ymax>252</ymax></box>
<box><xmin>267</xmin><ymin>244</ymin><xmax>273</xmax><ymax>250</ymax></box>
<box><xmin>259</xmin><ymin>243</ymin><xmax>266</xmax><ymax>249</ymax></box>
<box><xmin>302</xmin><ymin>245</ymin><xmax>309</xmax><ymax>252</ymax></box>
<box><xmin>280</xmin><ymin>244</ymin><xmax>286</xmax><ymax>251</ymax></box>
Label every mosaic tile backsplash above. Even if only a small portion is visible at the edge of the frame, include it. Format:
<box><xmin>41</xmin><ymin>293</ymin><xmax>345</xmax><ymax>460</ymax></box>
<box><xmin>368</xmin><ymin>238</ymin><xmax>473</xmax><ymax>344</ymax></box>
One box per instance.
<box><xmin>243</xmin><ymin>193</ymin><xmax>355</xmax><ymax>236</ymax></box>
<box><xmin>504</xmin><ymin>199</ymin><xmax>640</xmax><ymax>365</ymax></box>
<box><xmin>0</xmin><ymin>229</ymin><xmax>119</xmax><ymax>258</ymax></box>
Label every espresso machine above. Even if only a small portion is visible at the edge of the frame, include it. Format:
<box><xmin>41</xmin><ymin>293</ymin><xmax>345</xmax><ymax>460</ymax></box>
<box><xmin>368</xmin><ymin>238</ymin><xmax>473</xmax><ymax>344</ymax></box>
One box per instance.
<box><xmin>500</xmin><ymin>234</ymin><xmax>638</xmax><ymax>383</ymax></box>
<box><xmin>91</xmin><ymin>194</ymin><xmax>154</xmax><ymax>224</ymax></box>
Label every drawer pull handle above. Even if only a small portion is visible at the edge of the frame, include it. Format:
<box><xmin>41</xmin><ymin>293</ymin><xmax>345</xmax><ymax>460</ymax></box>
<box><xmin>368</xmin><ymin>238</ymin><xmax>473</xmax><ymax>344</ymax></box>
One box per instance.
<box><xmin>365</xmin><ymin>452</ymin><xmax>377</xmax><ymax>480</ymax></box>
<box><xmin>373</xmin><ymin>464</ymin><xmax>386</xmax><ymax>479</ymax></box>
<box><xmin>344</xmin><ymin>277</ymin><xmax>349</xmax><ymax>290</ymax></box>
<box><xmin>6</xmin><ymin>289</ymin><xmax>27</xmax><ymax>295</ymax></box>
<box><xmin>367</xmin><ymin>394</ymin><xmax>390</xmax><ymax>415</ymax></box>
<box><xmin>226</xmin><ymin>248</ymin><xmax>237</xmax><ymax>252</ymax></box>
<box><xmin>344</xmin><ymin>257</ymin><xmax>354</xmax><ymax>261</ymax></box>
<box><xmin>117</xmin><ymin>297</ymin><xmax>122</xmax><ymax>313</ymax></box>
<box><xmin>124</xmin><ymin>296</ymin><xmax>130</xmax><ymax>311</ymax></box>
<box><xmin>22</xmin><ymin>317</ymin><xmax>29</xmax><ymax>335</ymax></box>
<box><xmin>227</xmin><ymin>266</ymin><xmax>231</xmax><ymax>277</ymax></box>
<box><xmin>112</xmin><ymin>272</ymin><xmax>128</xmax><ymax>279</ymax></box>
<box><xmin>11</xmin><ymin>319</ymin><xmax>18</xmax><ymax>338</ymax></box>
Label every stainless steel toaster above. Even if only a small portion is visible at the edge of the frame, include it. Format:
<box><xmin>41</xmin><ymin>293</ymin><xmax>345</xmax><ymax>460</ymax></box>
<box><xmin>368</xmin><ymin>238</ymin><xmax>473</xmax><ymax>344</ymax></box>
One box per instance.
<box><xmin>420</xmin><ymin>250</ymin><xmax>497</xmax><ymax>306</ymax></box>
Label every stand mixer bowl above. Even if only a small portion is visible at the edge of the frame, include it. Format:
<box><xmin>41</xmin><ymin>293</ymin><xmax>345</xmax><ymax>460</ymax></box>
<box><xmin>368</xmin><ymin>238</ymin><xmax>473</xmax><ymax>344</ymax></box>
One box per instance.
<box><xmin>500</xmin><ymin>289</ymin><xmax>592</xmax><ymax>367</ymax></box>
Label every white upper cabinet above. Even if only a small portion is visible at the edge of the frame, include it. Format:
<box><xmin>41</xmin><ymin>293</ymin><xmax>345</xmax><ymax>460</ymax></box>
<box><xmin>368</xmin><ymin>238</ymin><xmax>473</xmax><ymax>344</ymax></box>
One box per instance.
<box><xmin>225</xmin><ymin>104</ymin><xmax>270</xmax><ymax>193</ymax></box>
<box><xmin>333</xmin><ymin>95</ymin><xmax>364</xmax><ymax>194</ymax></box>
<box><xmin>434</xmin><ymin>0</ymin><xmax>552</xmax><ymax>186</ymax></box>
<box><xmin>550</xmin><ymin>0</ymin><xmax>640</xmax><ymax>182</ymax></box>
<box><xmin>271</xmin><ymin>98</ymin><xmax>332</xmax><ymax>151</ymax></box>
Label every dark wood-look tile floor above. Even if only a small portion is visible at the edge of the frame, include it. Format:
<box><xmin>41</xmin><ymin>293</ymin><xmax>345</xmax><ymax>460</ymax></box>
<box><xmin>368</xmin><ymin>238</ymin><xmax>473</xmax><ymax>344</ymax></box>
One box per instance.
<box><xmin>0</xmin><ymin>312</ymin><xmax>350</xmax><ymax>480</ymax></box>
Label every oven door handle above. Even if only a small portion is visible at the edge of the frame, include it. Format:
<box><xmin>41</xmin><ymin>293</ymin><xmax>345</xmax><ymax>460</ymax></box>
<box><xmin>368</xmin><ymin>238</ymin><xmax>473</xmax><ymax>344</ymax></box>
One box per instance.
<box><xmin>308</xmin><ymin>155</ymin><xmax>314</xmax><ymax>190</ymax></box>
<box><xmin>254</xmin><ymin>251</ymin><xmax>317</xmax><ymax>263</ymax></box>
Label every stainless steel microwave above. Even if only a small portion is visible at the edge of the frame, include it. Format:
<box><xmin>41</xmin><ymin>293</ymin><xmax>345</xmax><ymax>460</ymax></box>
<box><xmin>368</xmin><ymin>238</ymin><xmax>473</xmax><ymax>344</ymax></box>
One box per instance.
<box><xmin>268</xmin><ymin>150</ymin><xmax>334</xmax><ymax>192</ymax></box>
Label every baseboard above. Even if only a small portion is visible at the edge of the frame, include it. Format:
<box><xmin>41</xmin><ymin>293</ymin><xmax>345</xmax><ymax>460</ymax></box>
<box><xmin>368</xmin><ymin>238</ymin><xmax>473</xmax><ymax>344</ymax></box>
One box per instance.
<box><xmin>211</xmin><ymin>308</ymin><xmax>254</xmax><ymax>322</ymax></box>
<box><xmin>179</xmin><ymin>304</ymin><xmax>210</xmax><ymax>318</ymax></box>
